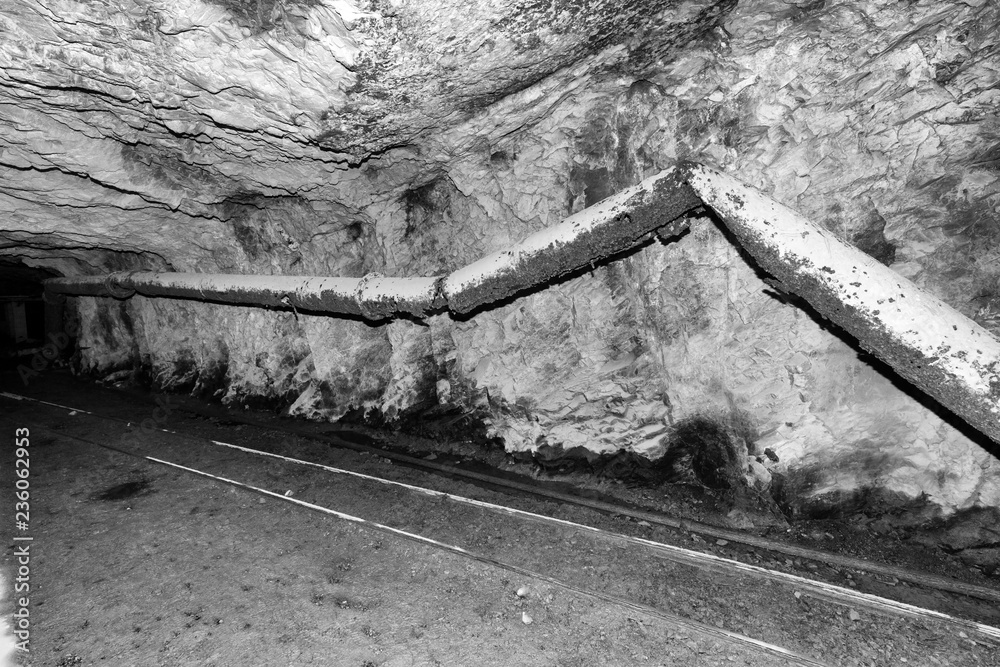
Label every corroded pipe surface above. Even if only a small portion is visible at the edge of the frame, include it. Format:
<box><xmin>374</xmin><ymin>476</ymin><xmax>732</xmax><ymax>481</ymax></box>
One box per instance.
<box><xmin>41</xmin><ymin>162</ymin><xmax>1000</xmax><ymax>446</ymax></box>
<box><xmin>683</xmin><ymin>162</ymin><xmax>1000</xmax><ymax>445</ymax></box>
<box><xmin>443</xmin><ymin>167</ymin><xmax>700</xmax><ymax>313</ymax></box>
<box><xmin>44</xmin><ymin>166</ymin><xmax>701</xmax><ymax>318</ymax></box>
<box><xmin>44</xmin><ymin>272</ymin><xmax>445</xmax><ymax>320</ymax></box>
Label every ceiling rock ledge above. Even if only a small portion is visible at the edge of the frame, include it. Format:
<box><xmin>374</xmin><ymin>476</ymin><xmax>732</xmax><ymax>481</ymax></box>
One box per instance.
<box><xmin>4</xmin><ymin>0</ymin><xmax>1000</xmax><ymax>520</ymax></box>
<box><xmin>45</xmin><ymin>163</ymin><xmax>1000</xmax><ymax>449</ymax></box>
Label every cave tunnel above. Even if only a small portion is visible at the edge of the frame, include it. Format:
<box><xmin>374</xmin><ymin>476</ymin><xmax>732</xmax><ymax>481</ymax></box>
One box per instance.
<box><xmin>0</xmin><ymin>262</ymin><xmax>64</xmax><ymax>365</ymax></box>
<box><xmin>2</xmin><ymin>0</ymin><xmax>1000</xmax><ymax>664</ymax></box>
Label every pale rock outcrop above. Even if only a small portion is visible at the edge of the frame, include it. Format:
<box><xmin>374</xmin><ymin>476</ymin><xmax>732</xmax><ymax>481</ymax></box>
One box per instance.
<box><xmin>5</xmin><ymin>0</ymin><xmax>1000</xmax><ymax>515</ymax></box>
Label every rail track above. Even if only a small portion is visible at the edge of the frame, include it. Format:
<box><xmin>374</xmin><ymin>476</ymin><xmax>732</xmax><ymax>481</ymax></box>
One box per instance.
<box><xmin>4</xmin><ymin>387</ymin><xmax>1000</xmax><ymax>666</ymax></box>
<box><xmin>174</xmin><ymin>396</ymin><xmax>1000</xmax><ymax>605</ymax></box>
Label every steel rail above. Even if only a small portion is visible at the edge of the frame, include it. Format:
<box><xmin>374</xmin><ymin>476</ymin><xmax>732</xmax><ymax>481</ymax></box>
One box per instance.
<box><xmin>5</xmin><ymin>389</ymin><xmax>1000</xmax><ymax>623</ymax></box>
<box><xmin>172</xmin><ymin>395</ymin><xmax>1000</xmax><ymax>605</ymax></box>
<box><xmin>19</xmin><ymin>420</ymin><xmax>833</xmax><ymax>667</ymax></box>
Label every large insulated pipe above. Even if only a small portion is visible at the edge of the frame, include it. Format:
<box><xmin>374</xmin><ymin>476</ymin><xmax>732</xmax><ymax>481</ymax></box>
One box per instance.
<box><xmin>44</xmin><ymin>272</ymin><xmax>445</xmax><ymax>321</ymax></box>
<box><xmin>43</xmin><ymin>166</ymin><xmax>701</xmax><ymax>319</ymax></box>
<box><xmin>443</xmin><ymin>167</ymin><xmax>698</xmax><ymax>313</ymax></box>
<box><xmin>682</xmin><ymin>162</ymin><xmax>1000</xmax><ymax>446</ymax></box>
<box><xmin>43</xmin><ymin>162</ymin><xmax>1000</xmax><ymax>444</ymax></box>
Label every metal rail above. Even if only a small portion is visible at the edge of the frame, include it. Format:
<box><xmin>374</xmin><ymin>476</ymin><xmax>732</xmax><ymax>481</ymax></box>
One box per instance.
<box><xmin>6</xmin><ymin>389</ymin><xmax>1000</xmax><ymax>611</ymax></box>
<box><xmin>20</xmin><ymin>419</ymin><xmax>832</xmax><ymax>667</ymax></box>
<box><xmin>171</xmin><ymin>395</ymin><xmax>1000</xmax><ymax>605</ymax></box>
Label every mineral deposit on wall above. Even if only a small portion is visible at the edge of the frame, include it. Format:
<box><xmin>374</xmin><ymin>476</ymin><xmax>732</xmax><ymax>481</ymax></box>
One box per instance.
<box><xmin>3</xmin><ymin>0</ymin><xmax>1000</xmax><ymax>514</ymax></box>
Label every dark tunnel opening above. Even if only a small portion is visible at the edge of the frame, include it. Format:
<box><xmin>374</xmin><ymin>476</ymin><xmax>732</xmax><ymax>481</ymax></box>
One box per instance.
<box><xmin>0</xmin><ymin>260</ymin><xmax>69</xmax><ymax>368</ymax></box>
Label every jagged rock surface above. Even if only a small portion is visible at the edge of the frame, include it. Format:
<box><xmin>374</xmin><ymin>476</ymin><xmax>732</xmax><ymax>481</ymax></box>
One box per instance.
<box><xmin>3</xmin><ymin>0</ymin><xmax>1000</xmax><ymax>514</ymax></box>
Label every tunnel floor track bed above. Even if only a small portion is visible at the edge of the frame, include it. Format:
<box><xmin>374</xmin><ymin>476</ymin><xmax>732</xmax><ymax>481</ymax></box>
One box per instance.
<box><xmin>3</xmin><ymin>377</ymin><xmax>1000</xmax><ymax>666</ymax></box>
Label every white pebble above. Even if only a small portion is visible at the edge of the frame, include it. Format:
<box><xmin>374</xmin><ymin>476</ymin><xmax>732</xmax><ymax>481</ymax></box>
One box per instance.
<box><xmin>521</xmin><ymin>612</ymin><xmax>533</xmax><ymax>625</ymax></box>
<box><xmin>516</xmin><ymin>587</ymin><xmax>528</xmax><ymax>598</ymax></box>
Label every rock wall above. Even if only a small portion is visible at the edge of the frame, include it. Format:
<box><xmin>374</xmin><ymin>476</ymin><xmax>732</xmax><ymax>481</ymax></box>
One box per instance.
<box><xmin>6</xmin><ymin>0</ymin><xmax>1000</xmax><ymax>515</ymax></box>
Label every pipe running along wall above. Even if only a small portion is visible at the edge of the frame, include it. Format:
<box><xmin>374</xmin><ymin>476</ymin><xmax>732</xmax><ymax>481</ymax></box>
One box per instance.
<box><xmin>44</xmin><ymin>167</ymin><xmax>700</xmax><ymax>320</ymax></box>
<box><xmin>682</xmin><ymin>162</ymin><xmax>1000</xmax><ymax>447</ymax></box>
<box><xmin>43</xmin><ymin>163</ymin><xmax>1000</xmax><ymax>446</ymax></box>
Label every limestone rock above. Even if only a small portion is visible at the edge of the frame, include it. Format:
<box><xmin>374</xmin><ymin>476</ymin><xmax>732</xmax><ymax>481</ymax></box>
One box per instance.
<box><xmin>3</xmin><ymin>0</ymin><xmax>1000</xmax><ymax>515</ymax></box>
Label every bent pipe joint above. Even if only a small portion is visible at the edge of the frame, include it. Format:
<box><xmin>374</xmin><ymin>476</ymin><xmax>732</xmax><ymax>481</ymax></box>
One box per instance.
<box><xmin>44</xmin><ymin>166</ymin><xmax>700</xmax><ymax>320</ymax></box>
<box><xmin>41</xmin><ymin>163</ymin><xmax>1000</xmax><ymax>445</ymax></box>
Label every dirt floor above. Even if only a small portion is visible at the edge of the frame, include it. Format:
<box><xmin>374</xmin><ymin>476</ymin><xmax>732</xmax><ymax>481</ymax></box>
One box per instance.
<box><xmin>3</xmin><ymin>370</ymin><xmax>1000</xmax><ymax>666</ymax></box>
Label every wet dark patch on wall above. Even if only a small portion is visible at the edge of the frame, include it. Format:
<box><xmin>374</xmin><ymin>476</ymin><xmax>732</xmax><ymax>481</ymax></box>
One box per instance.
<box><xmin>231</xmin><ymin>219</ymin><xmax>271</xmax><ymax>261</ymax></box>
<box><xmin>457</xmin><ymin>70</ymin><xmax>550</xmax><ymax>113</ymax></box>
<box><xmin>94</xmin><ymin>298</ymin><xmax>134</xmax><ymax>339</ymax></box>
<box><xmin>216</xmin><ymin>192</ymin><xmax>314</xmax><ymax>270</ymax></box>
<box><xmin>167</xmin><ymin>349</ymin><xmax>200</xmax><ymax>394</ymax></box>
<box><xmin>311</xmin><ymin>378</ymin><xmax>347</xmax><ymax>412</ymax></box>
<box><xmin>387</xmin><ymin>401</ymin><xmax>505</xmax><ymax>452</ymax></box>
<box><xmin>228</xmin><ymin>386</ymin><xmax>304</xmax><ymax>413</ymax></box>
<box><xmin>85</xmin><ymin>298</ymin><xmax>140</xmax><ymax>375</ymax></box>
<box><xmin>208</xmin><ymin>0</ymin><xmax>322</xmax><ymax>32</ymax></box>
<box><xmin>193</xmin><ymin>341</ymin><xmax>231</xmax><ymax>399</ymax></box>
<box><xmin>401</xmin><ymin>178</ymin><xmax>452</xmax><ymax>237</ymax></box>
<box><xmin>622</xmin><ymin>0</ymin><xmax>738</xmax><ymax>69</ymax></box>
<box><xmin>850</xmin><ymin>211</ymin><xmax>896</xmax><ymax>266</ymax></box>
<box><xmin>774</xmin><ymin>447</ymin><xmax>913</xmax><ymax>520</ymax></box>
<box><xmin>344</xmin><ymin>220</ymin><xmax>366</xmax><ymax>243</ymax></box>
<box><xmin>132</xmin><ymin>340</ymin><xmax>227</xmax><ymax>401</ymax></box>
<box><xmin>330</xmin><ymin>349</ymin><xmax>394</xmax><ymax>415</ymax></box>
<box><xmin>657</xmin><ymin>414</ymin><xmax>754</xmax><ymax>489</ymax></box>
<box><xmin>646</xmin><ymin>253</ymin><xmax>713</xmax><ymax>343</ymax></box>
<box><xmin>598</xmin><ymin>261</ymin><xmax>643</xmax><ymax>341</ymax></box>
<box><xmin>938</xmin><ymin>200</ymin><xmax>1000</xmax><ymax>250</ymax></box>
<box><xmin>346</xmin><ymin>344</ymin><xmax>504</xmax><ymax>451</ymax></box>
<box><xmin>970</xmin><ymin>139</ymin><xmax>1000</xmax><ymax>172</ymax></box>
<box><xmin>222</xmin><ymin>193</ymin><xmax>274</xmax><ymax>261</ymax></box>
<box><xmin>119</xmin><ymin>143</ymin><xmax>220</xmax><ymax>197</ymax></box>
<box><xmin>569</xmin><ymin>166</ymin><xmax>616</xmax><ymax>208</ymax></box>
<box><xmin>396</xmin><ymin>175</ymin><xmax>477</xmax><ymax>274</ymax></box>
<box><xmin>774</xmin><ymin>481</ymin><xmax>936</xmax><ymax>525</ymax></box>
<box><xmin>492</xmin><ymin>0</ymin><xmax>737</xmax><ymax>70</ymax></box>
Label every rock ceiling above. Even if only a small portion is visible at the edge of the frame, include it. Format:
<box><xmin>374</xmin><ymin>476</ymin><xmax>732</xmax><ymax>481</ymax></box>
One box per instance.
<box><xmin>0</xmin><ymin>0</ymin><xmax>732</xmax><ymax>274</ymax></box>
<box><xmin>3</xmin><ymin>0</ymin><xmax>1000</xmax><ymax>513</ymax></box>
<box><xmin>1</xmin><ymin>0</ymin><xmax>998</xmax><ymax>291</ymax></box>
